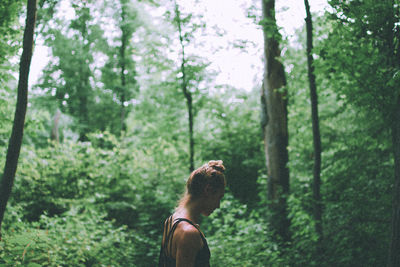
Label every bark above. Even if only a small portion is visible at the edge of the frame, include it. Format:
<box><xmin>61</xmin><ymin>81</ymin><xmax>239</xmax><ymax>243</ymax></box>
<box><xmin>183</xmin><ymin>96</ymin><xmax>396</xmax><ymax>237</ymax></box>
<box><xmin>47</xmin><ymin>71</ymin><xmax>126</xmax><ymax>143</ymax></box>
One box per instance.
<box><xmin>77</xmin><ymin>3</ymin><xmax>90</xmax><ymax>142</ymax></box>
<box><xmin>0</xmin><ymin>0</ymin><xmax>37</xmax><ymax>239</ymax></box>
<box><xmin>261</xmin><ymin>0</ymin><xmax>290</xmax><ymax>242</ymax></box>
<box><xmin>119</xmin><ymin>1</ymin><xmax>127</xmax><ymax>133</ymax></box>
<box><xmin>175</xmin><ymin>2</ymin><xmax>194</xmax><ymax>172</ymax></box>
<box><xmin>50</xmin><ymin>109</ymin><xmax>61</xmax><ymax>142</ymax></box>
<box><xmin>304</xmin><ymin>0</ymin><xmax>323</xmax><ymax>248</ymax></box>
<box><xmin>78</xmin><ymin>92</ymin><xmax>89</xmax><ymax>142</ymax></box>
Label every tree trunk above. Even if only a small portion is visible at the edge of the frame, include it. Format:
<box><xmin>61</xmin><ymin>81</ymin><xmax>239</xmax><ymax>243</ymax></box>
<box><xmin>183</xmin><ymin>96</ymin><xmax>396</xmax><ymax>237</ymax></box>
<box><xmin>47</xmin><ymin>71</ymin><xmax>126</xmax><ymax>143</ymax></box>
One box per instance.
<box><xmin>261</xmin><ymin>0</ymin><xmax>290</xmax><ymax>242</ymax></box>
<box><xmin>120</xmin><ymin>0</ymin><xmax>127</xmax><ymax>133</ymax></box>
<box><xmin>50</xmin><ymin>109</ymin><xmax>61</xmax><ymax>142</ymax></box>
<box><xmin>0</xmin><ymin>0</ymin><xmax>37</xmax><ymax>239</ymax></box>
<box><xmin>304</xmin><ymin>0</ymin><xmax>323</xmax><ymax>250</ymax></box>
<box><xmin>187</xmin><ymin>95</ymin><xmax>194</xmax><ymax>172</ymax></box>
<box><xmin>175</xmin><ymin>2</ymin><xmax>194</xmax><ymax>172</ymax></box>
<box><xmin>78</xmin><ymin>92</ymin><xmax>89</xmax><ymax>142</ymax></box>
<box><xmin>77</xmin><ymin>3</ymin><xmax>90</xmax><ymax>142</ymax></box>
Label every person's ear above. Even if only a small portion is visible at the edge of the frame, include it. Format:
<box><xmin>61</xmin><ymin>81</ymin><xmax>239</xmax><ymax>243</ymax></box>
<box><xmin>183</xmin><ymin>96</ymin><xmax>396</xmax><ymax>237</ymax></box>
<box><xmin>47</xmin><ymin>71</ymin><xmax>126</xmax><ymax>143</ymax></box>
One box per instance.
<box><xmin>204</xmin><ymin>184</ymin><xmax>212</xmax><ymax>196</ymax></box>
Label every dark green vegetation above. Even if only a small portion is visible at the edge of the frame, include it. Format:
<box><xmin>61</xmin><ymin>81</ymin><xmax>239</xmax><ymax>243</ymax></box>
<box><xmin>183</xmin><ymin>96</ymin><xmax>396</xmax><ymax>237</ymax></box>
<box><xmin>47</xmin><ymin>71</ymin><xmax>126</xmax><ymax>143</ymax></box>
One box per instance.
<box><xmin>1</xmin><ymin>0</ymin><xmax>399</xmax><ymax>266</ymax></box>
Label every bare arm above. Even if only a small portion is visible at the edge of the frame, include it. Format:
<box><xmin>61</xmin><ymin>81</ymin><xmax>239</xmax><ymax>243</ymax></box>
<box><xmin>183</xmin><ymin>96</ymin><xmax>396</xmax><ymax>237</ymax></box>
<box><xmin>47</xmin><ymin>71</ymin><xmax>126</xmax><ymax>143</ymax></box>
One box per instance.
<box><xmin>175</xmin><ymin>223</ymin><xmax>202</xmax><ymax>267</ymax></box>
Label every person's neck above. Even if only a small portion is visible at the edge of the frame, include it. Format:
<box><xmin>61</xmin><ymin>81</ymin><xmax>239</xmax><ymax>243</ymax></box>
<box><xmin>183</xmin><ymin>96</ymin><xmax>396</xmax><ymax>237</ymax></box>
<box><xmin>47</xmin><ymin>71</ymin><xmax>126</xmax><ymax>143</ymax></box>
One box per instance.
<box><xmin>175</xmin><ymin>195</ymin><xmax>203</xmax><ymax>224</ymax></box>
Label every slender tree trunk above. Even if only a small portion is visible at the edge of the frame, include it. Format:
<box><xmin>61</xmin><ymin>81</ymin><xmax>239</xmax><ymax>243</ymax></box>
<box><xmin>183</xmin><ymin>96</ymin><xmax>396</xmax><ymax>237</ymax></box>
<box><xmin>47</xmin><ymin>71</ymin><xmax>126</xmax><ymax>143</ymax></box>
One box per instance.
<box><xmin>0</xmin><ymin>0</ymin><xmax>37</xmax><ymax>239</ymax></box>
<box><xmin>77</xmin><ymin>3</ymin><xmax>90</xmax><ymax>142</ymax></box>
<box><xmin>187</xmin><ymin>95</ymin><xmax>194</xmax><ymax>172</ymax></box>
<box><xmin>120</xmin><ymin>1</ymin><xmax>127</xmax><ymax>133</ymax></box>
<box><xmin>175</xmin><ymin>2</ymin><xmax>194</xmax><ymax>172</ymax></box>
<box><xmin>50</xmin><ymin>109</ymin><xmax>61</xmax><ymax>142</ymax></box>
<box><xmin>304</xmin><ymin>0</ymin><xmax>323</xmax><ymax>250</ymax></box>
<box><xmin>78</xmin><ymin>91</ymin><xmax>89</xmax><ymax>142</ymax></box>
<box><xmin>388</xmin><ymin>97</ymin><xmax>400</xmax><ymax>267</ymax></box>
<box><xmin>261</xmin><ymin>0</ymin><xmax>290</xmax><ymax>242</ymax></box>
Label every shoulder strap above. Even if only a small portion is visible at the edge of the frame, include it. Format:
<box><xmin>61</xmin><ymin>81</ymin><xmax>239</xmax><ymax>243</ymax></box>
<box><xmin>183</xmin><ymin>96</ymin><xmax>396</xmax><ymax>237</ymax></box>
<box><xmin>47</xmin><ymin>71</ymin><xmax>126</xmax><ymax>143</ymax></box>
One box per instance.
<box><xmin>163</xmin><ymin>217</ymin><xmax>207</xmax><ymax>255</ymax></box>
<box><xmin>159</xmin><ymin>216</ymin><xmax>173</xmax><ymax>267</ymax></box>
<box><xmin>162</xmin><ymin>216</ymin><xmax>173</xmax><ymax>254</ymax></box>
<box><xmin>172</xmin><ymin>218</ymin><xmax>207</xmax><ymax>246</ymax></box>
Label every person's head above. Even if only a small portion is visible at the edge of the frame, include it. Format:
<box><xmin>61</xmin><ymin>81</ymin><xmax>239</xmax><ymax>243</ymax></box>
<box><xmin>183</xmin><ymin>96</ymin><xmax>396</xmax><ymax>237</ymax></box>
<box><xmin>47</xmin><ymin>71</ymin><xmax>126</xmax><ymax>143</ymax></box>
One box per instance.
<box><xmin>184</xmin><ymin>160</ymin><xmax>226</xmax><ymax>216</ymax></box>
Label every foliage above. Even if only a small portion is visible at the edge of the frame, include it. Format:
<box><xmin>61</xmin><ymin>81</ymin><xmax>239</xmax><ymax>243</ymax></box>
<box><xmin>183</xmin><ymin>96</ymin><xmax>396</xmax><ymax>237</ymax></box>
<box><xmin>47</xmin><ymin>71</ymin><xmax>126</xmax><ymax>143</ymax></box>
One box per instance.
<box><xmin>196</xmin><ymin>87</ymin><xmax>266</xmax><ymax>205</ymax></box>
<box><xmin>322</xmin><ymin>0</ymin><xmax>400</xmax><ymax>118</ymax></box>
<box><xmin>282</xmin><ymin>8</ymin><xmax>395</xmax><ymax>266</ymax></box>
<box><xmin>100</xmin><ymin>0</ymin><xmax>141</xmax><ymax>134</ymax></box>
<box><xmin>0</xmin><ymin>1</ymin><xmax>22</xmax><ymax>140</ymax></box>
<box><xmin>0</xmin><ymin>0</ymin><xmax>22</xmax><ymax>66</ymax></box>
<box><xmin>1</xmin><ymin>208</ymin><xmax>137</xmax><ymax>266</ymax></box>
<box><xmin>36</xmin><ymin>0</ymin><xmax>117</xmax><ymax>139</ymax></box>
<box><xmin>3</xmin><ymin>130</ymin><xmax>189</xmax><ymax>265</ymax></box>
<box><xmin>1</xmin><ymin>0</ymin><xmax>399</xmax><ymax>266</ymax></box>
<box><xmin>0</xmin><ymin>86</ymin><xmax>15</xmax><ymax>149</ymax></box>
<box><xmin>316</xmin><ymin>2</ymin><xmax>398</xmax><ymax>265</ymax></box>
<box><xmin>206</xmin><ymin>194</ymin><xmax>283</xmax><ymax>267</ymax></box>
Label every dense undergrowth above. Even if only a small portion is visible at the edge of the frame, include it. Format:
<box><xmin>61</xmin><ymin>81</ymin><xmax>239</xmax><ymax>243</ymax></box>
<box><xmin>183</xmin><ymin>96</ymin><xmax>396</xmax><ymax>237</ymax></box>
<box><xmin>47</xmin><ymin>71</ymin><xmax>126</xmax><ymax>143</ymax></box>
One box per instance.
<box><xmin>1</xmin><ymin>42</ymin><xmax>394</xmax><ymax>267</ymax></box>
<box><xmin>0</xmin><ymin>1</ymin><xmax>396</xmax><ymax>265</ymax></box>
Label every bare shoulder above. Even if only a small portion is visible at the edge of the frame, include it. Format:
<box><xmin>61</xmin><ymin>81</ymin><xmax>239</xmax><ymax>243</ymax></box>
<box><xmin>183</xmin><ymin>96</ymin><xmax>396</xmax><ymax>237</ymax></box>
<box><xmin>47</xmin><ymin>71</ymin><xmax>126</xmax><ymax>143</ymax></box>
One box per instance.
<box><xmin>175</xmin><ymin>221</ymin><xmax>202</xmax><ymax>249</ymax></box>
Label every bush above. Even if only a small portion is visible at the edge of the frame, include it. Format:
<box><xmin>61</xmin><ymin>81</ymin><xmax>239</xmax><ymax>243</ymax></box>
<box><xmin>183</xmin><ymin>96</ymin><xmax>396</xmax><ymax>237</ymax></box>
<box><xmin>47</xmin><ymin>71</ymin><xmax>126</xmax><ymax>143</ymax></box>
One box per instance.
<box><xmin>3</xmin><ymin>132</ymin><xmax>187</xmax><ymax>266</ymax></box>
<box><xmin>204</xmin><ymin>194</ymin><xmax>284</xmax><ymax>267</ymax></box>
<box><xmin>1</xmin><ymin>207</ymin><xmax>137</xmax><ymax>266</ymax></box>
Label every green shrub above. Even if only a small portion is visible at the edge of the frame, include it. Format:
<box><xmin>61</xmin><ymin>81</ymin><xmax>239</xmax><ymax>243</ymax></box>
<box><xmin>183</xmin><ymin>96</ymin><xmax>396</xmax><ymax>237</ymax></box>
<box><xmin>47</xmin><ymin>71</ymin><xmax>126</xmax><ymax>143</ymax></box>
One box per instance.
<box><xmin>204</xmin><ymin>194</ymin><xmax>284</xmax><ymax>267</ymax></box>
<box><xmin>1</xmin><ymin>207</ymin><xmax>137</xmax><ymax>266</ymax></box>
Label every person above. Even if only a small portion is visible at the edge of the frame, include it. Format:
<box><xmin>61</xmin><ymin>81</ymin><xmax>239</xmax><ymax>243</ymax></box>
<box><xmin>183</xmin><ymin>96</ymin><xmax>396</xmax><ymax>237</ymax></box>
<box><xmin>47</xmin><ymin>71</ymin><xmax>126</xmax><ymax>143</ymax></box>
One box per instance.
<box><xmin>158</xmin><ymin>160</ymin><xmax>226</xmax><ymax>267</ymax></box>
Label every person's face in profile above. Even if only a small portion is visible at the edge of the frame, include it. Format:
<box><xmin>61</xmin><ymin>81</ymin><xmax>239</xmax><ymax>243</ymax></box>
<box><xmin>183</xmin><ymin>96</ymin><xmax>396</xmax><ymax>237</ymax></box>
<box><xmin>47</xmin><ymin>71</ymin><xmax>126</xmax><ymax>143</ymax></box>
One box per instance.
<box><xmin>202</xmin><ymin>186</ymin><xmax>225</xmax><ymax>216</ymax></box>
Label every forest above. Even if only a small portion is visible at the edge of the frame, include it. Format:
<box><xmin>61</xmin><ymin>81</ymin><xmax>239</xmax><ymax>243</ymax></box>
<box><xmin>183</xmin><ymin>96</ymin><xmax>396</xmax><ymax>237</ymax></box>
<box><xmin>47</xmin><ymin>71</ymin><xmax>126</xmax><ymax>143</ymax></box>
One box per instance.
<box><xmin>0</xmin><ymin>0</ymin><xmax>399</xmax><ymax>266</ymax></box>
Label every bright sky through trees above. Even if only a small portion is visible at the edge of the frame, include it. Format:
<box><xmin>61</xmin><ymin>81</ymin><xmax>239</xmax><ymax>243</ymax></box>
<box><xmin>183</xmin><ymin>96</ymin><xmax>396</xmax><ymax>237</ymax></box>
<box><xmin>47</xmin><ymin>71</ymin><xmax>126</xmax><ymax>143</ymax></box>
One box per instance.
<box><xmin>29</xmin><ymin>0</ymin><xmax>329</xmax><ymax>91</ymax></box>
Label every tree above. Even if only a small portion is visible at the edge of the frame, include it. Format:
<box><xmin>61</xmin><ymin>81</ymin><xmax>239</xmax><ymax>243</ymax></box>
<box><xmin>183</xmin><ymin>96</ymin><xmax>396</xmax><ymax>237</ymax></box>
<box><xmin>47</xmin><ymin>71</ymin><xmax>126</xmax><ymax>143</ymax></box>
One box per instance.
<box><xmin>172</xmin><ymin>1</ymin><xmax>209</xmax><ymax>172</ymax></box>
<box><xmin>37</xmin><ymin>0</ymin><xmax>106</xmax><ymax>140</ymax></box>
<box><xmin>174</xmin><ymin>1</ymin><xmax>194</xmax><ymax>172</ymax></box>
<box><xmin>0</xmin><ymin>0</ymin><xmax>37</xmax><ymax>238</ymax></box>
<box><xmin>260</xmin><ymin>0</ymin><xmax>290</xmax><ymax>242</ymax></box>
<box><xmin>322</xmin><ymin>1</ymin><xmax>400</xmax><ymax>265</ymax></box>
<box><xmin>0</xmin><ymin>1</ymin><xmax>23</xmax><ymax>88</ymax></box>
<box><xmin>101</xmin><ymin>0</ymin><xmax>140</xmax><ymax>135</ymax></box>
<box><xmin>304</xmin><ymin>0</ymin><xmax>323</xmax><ymax>250</ymax></box>
<box><xmin>0</xmin><ymin>1</ymin><xmax>23</xmax><ymax>146</ymax></box>
<box><xmin>196</xmin><ymin>87</ymin><xmax>266</xmax><ymax>206</ymax></box>
<box><xmin>0</xmin><ymin>1</ymin><xmax>22</xmax><ymax>65</ymax></box>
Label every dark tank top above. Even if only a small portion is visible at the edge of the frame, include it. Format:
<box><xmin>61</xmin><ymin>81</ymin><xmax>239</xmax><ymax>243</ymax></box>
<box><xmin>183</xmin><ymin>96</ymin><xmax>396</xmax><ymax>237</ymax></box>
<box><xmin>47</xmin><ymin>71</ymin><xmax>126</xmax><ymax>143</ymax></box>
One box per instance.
<box><xmin>158</xmin><ymin>216</ymin><xmax>210</xmax><ymax>267</ymax></box>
